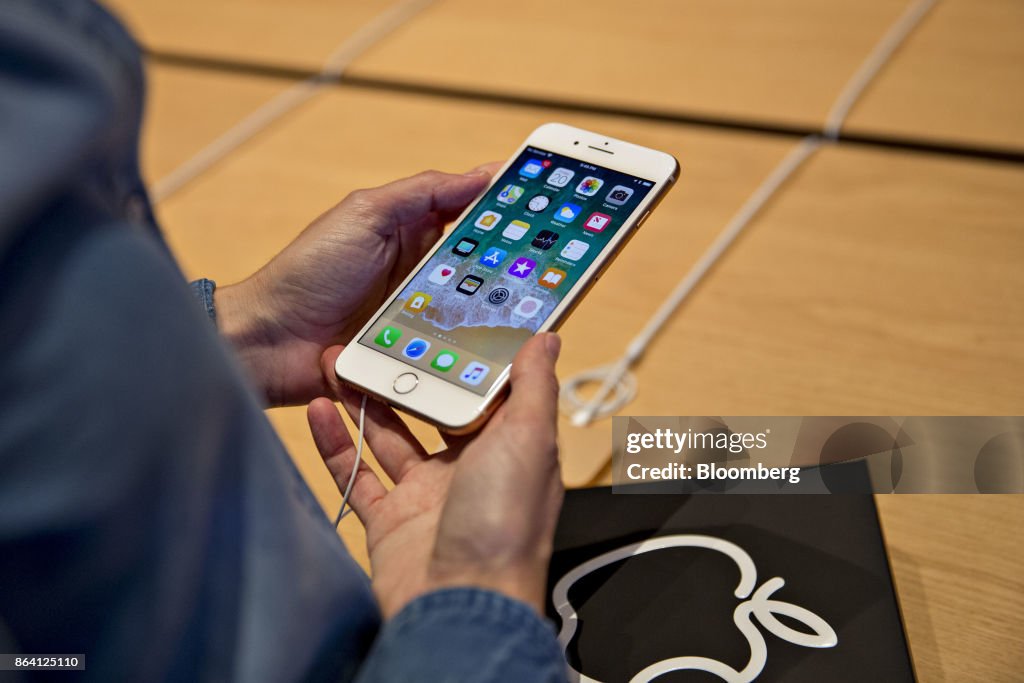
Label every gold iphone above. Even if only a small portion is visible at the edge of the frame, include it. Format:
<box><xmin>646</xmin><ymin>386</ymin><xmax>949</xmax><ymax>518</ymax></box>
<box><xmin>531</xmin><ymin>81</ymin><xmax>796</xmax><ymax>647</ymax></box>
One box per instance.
<box><xmin>335</xmin><ymin>123</ymin><xmax>678</xmax><ymax>433</ymax></box>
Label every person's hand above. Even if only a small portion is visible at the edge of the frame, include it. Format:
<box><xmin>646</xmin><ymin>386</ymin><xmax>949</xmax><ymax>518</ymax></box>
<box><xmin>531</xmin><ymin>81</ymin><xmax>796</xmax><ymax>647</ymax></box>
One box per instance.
<box><xmin>307</xmin><ymin>333</ymin><xmax>564</xmax><ymax>618</ymax></box>
<box><xmin>216</xmin><ymin>168</ymin><xmax>495</xmax><ymax>406</ymax></box>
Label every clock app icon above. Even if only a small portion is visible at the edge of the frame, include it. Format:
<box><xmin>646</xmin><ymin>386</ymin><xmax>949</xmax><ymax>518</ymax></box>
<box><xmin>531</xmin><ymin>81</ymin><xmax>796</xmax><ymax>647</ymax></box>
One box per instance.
<box><xmin>527</xmin><ymin>195</ymin><xmax>551</xmax><ymax>212</ymax></box>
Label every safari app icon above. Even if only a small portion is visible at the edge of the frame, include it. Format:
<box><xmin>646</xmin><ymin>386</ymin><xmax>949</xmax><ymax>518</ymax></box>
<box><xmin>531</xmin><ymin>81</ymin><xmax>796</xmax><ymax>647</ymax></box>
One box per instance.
<box><xmin>402</xmin><ymin>338</ymin><xmax>431</xmax><ymax>360</ymax></box>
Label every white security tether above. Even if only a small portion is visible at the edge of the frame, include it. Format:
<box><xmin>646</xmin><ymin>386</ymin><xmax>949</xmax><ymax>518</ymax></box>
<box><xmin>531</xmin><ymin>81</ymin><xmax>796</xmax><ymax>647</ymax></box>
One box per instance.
<box><xmin>561</xmin><ymin>0</ymin><xmax>939</xmax><ymax>426</ymax></box>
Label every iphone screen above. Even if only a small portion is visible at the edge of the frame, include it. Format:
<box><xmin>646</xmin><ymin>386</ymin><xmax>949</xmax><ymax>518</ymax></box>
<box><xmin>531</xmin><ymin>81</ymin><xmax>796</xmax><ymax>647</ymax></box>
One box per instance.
<box><xmin>358</xmin><ymin>146</ymin><xmax>653</xmax><ymax>395</ymax></box>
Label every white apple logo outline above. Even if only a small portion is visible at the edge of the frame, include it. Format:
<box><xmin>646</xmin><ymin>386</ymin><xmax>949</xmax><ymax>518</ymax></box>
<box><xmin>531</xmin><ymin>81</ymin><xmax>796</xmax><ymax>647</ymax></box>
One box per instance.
<box><xmin>551</xmin><ymin>534</ymin><xmax>838</xmax><ymax>683</ymax></box>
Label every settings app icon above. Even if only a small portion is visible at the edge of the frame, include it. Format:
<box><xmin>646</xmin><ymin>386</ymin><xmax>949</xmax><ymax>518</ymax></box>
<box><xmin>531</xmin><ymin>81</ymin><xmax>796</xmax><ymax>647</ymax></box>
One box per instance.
<box><xmin>487</xmin><ymin>287</ymin><xmax>510</xmax><ymax>305</ymax></box>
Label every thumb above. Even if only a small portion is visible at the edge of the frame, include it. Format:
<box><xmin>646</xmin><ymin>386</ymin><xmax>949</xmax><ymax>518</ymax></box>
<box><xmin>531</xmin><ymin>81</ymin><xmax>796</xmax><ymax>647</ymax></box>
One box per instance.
<box><xmin>502</xmin><ymin>333</ymin><xmax>562</xmax><ymax>438</ymax></box>
<box><xmin>319</xmin><ymin>345</ymin><xmax>348</xmax><ymax>398</ymax></box>
<box><xmin>345</xmin><ymin>169</ymin><xmax>492</xmax><ymax>233</ymax></box>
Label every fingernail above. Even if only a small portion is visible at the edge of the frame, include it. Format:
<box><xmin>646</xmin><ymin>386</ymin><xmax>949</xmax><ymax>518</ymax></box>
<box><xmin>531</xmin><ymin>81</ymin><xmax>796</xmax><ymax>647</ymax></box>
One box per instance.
<box><xmin>464</xmin><ymin>162</ymin><xmax>497</xmax><ymax>177</ymax></box>
<box><xmin>544</xmin><ymin>333</ymin><xmax>562</xmax><ymax>360</ymax></box>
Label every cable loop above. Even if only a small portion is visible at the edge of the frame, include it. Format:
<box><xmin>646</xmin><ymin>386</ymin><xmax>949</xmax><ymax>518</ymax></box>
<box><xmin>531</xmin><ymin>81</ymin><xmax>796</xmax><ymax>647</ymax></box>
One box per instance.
<box><xmin>560</xmin><ymin>365</ymin><xmax>638</xmax><ymax>426</ymax></box>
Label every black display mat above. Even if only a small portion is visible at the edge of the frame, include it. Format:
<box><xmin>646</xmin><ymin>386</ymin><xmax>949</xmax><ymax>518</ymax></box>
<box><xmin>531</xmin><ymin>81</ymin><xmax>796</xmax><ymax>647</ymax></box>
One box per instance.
<box><xmin>546</xmin><ymin>487</ymin><xmax>914</xmax><ymax>682</ymax></box>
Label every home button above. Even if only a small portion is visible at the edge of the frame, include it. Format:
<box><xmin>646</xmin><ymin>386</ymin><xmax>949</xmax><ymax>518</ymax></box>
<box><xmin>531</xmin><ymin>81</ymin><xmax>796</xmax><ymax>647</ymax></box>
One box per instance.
<box><xmin>393</xmin><ymin>372</ymin><xmax>419</xmax><ymax>395</ymax></box>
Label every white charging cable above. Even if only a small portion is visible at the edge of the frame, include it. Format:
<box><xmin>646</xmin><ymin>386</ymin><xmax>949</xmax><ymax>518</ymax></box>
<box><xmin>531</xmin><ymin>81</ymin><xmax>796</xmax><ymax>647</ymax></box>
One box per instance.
<box><xmin>561</xmin><ymin>0</ymin><xmax>938</xmax><ymax>426</ymax></box>
<box><xmin>334</xmin><ymin>394</ymin><xmax>369</xmax><ymax>527</ymax></box>
<box><xmin>151</xmin><ymin>0</ymin><xmax>938</xmax><ymax>482</ymax></box>
<box><xmin>561</xmin><ymin>135</ymin><xmax>823</xmax><ymax>425</ymax></box>
<box><xmin>822</xmin><ymin>0</ymin><xmax>939</xmax><ymax>141</ymax></box>
<box><xmin>151</xmin><ymin>0</ymin><xmax>435</xmax><ymax>202</ymax></box>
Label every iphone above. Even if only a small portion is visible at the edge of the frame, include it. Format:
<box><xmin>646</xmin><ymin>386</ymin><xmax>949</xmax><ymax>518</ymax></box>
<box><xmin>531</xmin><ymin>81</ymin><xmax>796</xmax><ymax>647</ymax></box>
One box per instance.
<box><xmin>335</xmin><ymin>123</ymin><xmax>678</xmax><ymax>432</ymax></box>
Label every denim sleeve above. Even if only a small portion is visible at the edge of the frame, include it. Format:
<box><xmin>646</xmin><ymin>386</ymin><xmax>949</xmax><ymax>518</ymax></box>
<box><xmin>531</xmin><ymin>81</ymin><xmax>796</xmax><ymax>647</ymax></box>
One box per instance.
<box><xmin>190</xmin><ymin>278</ymin><xmax>218</xmax><ymax>323</ymax></box>
<box><xmin>355</xmin><ymin>588</ymin><xmax>568</xmax><ymax>683</ymax></box>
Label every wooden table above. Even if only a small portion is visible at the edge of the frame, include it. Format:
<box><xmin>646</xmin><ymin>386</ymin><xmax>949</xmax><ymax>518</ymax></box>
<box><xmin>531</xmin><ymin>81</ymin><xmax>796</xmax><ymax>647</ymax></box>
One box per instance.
<box><xmin>105</xmin><ymin>0</ymin><xmax>396</xmax><ymax>72</ymax></box>
<box><xmin>844</xmin><ymin>0</ymin><xmax>1024</xmax><ymax>152</ymax></box>
<box><xmin>141</xmin><ymin>65</ymin><xmax>288</xmax><ymax>180</ymax></box>
<box><xmin>143</xmin><ymin>59</ymin><xmax>1024</xmax><ymax>680</ymax></box>
<box><xmin>875</xmin><ymin>495</ymin><xmax>1024</xmax><ymax>681</ymax></box>
<box><xmin>113</xmin><ymin>0</ymin><xmax>1024</xmax><ymax>154</ymax></box>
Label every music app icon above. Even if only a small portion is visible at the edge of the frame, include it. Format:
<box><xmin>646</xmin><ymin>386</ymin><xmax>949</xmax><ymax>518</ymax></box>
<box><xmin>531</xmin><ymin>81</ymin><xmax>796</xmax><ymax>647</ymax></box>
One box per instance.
<box><xmin>459</xmin><ymin>361</ymin><xmax>490</xmax><ymax>386</ymax></box>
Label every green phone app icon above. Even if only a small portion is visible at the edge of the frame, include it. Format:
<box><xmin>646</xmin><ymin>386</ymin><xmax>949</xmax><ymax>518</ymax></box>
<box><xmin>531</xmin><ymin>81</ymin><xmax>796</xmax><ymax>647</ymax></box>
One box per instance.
<box><xmin>375</xmin><ymin>326</ymin><xmax>402</xmax><ymax>348</ymax></box>
<box><xmin>431</xmin><ymin>350</ymin><xmax>459</xmax><ymax>372</ymax></box>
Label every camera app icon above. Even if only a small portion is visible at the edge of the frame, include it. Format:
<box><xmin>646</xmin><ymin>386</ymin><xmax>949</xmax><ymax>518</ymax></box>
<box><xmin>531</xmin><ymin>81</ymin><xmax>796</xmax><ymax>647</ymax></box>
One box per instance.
<box><xmin>606</xmin><ymin>184</ymin><xmax>634</xmax><ymax>206</ymax></box>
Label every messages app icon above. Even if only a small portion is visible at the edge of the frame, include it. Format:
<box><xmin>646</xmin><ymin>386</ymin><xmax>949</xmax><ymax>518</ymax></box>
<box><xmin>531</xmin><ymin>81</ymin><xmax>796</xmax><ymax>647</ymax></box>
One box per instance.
<box><xmin>431</xmin><ymin>350</ymin><xmax>459</xmax><ymax>372</ymax></box>
<box><xmin>555</xmin><ymin>203</ymin><xmax>581</xmax><ymax>223</ymax></box>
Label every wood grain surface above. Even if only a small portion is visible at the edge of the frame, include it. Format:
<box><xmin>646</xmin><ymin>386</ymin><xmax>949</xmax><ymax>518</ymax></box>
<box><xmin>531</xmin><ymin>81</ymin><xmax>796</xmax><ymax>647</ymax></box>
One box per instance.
<box><xmin>116</xmin><ymin>0</ymin><xmax>1024</xmax><ymax>153</ymax></box>
<box><xmin>874</xmin><ymin>495</ymin><xmax>1024</xmax><ymax>682</ymax></box>
<box><xmin>845</xmin><ymin>0</ymin><xmax>1024</xmax><ymax>152</ymax></box>
<box><xmin>141</xmin><ymin>65</ymin><xmax>288</xmax><ymax>181</ymax></box>
<box><xmin>137</xmin><ymin>7</ymin><xmax>1024</xmax><ymax>673</ymax></box>
<box><xmin>347</xmin><ymin>0</ymin><xmax>909</xmax><ymax>131</ymax></box>
<box><xmin>105</xmin><ymin>0</ymin><xmax>395</xmax><ymax>69</ymax></box>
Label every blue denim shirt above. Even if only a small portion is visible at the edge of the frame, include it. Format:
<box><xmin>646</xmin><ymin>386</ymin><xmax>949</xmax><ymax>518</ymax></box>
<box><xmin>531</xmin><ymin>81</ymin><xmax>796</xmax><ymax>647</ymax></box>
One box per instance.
<box><xmin>0</xmin><ymin>2</ymin><xmax>565</xmax><ymax>681</ymax></box>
